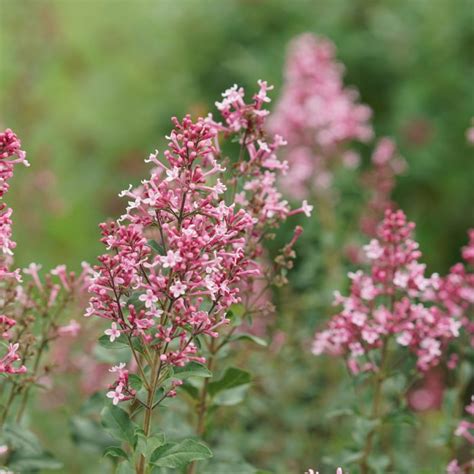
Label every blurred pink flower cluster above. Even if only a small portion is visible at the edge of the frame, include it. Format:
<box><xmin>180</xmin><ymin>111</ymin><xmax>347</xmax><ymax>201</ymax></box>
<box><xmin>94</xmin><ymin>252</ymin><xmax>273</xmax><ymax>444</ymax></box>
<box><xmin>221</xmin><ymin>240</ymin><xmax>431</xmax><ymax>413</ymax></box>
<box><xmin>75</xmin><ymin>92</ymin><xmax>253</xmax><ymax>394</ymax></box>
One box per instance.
<box><xmin>86</xmin><ymin>82</ymin><xmax>310</xmax><ymax>402</ymax></box>
<box><xmin>436</xmin><ymin>230</ymin><xmax>474</xmax><ymax>347</ymax></box>
<box><xmin>0</xmin><ymin>129</ymin><xmax>28</xmax><ymax>374</ymax></box>
<box><xmin>1</xmin><ymin>128</ymin><xmax>91</xmax><ymax>425</ymax></box>
<box><xmin>313</xmin><ymin>209</ymin><xmax>460</xmax><ymax>372</ymax></box>
<box><xmin>269</xmin><ymin>33</ymin><xmax>373</xmax><ymax>198</ymax></box>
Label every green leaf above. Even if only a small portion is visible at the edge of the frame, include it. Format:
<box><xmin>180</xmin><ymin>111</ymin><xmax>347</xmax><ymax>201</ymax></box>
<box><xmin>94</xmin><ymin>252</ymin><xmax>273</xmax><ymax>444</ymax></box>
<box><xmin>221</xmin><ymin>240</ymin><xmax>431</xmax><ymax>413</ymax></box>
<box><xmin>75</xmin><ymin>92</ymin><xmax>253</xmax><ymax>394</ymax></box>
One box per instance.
<box><xmin>150</xmin><ymin>439</ymin><xmax>212</xmax><ymax>468</ymax></box>
<box><xmin>229</xmin><ymin>333</ymin><xmax>268</xmax><ymax>347</ymax></box>
<box><xmin>324</xmin><ymin>408</ymin><xmax>355</xmax><ymax>420</ymax></box>
<box><xmin>131</xmin><ymin>336</ymin><xmax>146</xmax><ymax>355</ymax></box>
<box><xmin>116</xmin><ymin>460</ymin><xmax>135</xmax><ymax>474</ymax></box>
<box><xmin>353</xmin><ymin>416</ymin><xmax>381</xmax><ymax>446</ymax></box>
<box><xmin>384</xmin><ymin>408</ymin><xmax>417</xmax><ymax>426</ymax></box>
<box><xmin>79</xmin><ymin>392</ymin><xmax>107</xmax><ymax>416</ymax></box>
<box><xmin>93</xmin><ymin>344</ymin><xmax>131</xmax><ymax>364</ymax></box>
<box><xmin>101</xmin><ymin>406</ymin><xmax>137</xmax><ymax>447</ymax></box>
<box><xmin>368</xmin><ymin>453</ymin><xmax>391</xmax><ymax>473</ymax></box>
<box><xmin>70</xmin><ymin>416</ymin><xmax>116</xmax><ymax>452</ymax></box>
<box><xmin>3</xmin><ymin>423</ymin><xmax>42</xmax><ymax>455</ymax></box>
<box><xmin>128</xmin><ymin>374</ymin><xmax>143</xmax><ymax>392</ymax></box>
<box><xmin>148</xmin><ymin>239</ymin><xmax>164</xmax><ymax>254</ymax></box>
<box><xmin>3</xmin><ymin>424</ymin><xmax>62</xmax><ymax>470</ymax></box>
<box><xmin>98</xmin><ymin>334</ymin><xmax>129</xmax><ymax>349</ymax></box>
<box><xmin>104</xmin><ymin>446</ymin><xmax>129</xmax><ymax>460</ymax></box>
<box><xmin>8</xmin><ymin>452</ymin><xmax>63</xmax><ymax>471</ymax></box>
<box><xmin>181</xmin><ymin>382</ymin><xmax>199</xmax><ymax>400</ymax></box>
<box><xmin>135</xmin><ymin>430</ymin><xmax>166</xmax><ymax>461</ymax></box>
<box><xmin>173</xmin><ymin>362</ymin><xmax>212</xmax><ymax>379</ymax></box>
<box><xmin>212</xmin><ymin>384</ymin><xmax>250</xmax><ymax>406</ymax></box>
<box><xmin>338</xmin><ymin>450</ymin><xmax>364</xmax><ymax>465</ymax></box>
<box><xmin>208</xmin><ymin>367</ymin><xmax>251</xmax><ymax>397</ymax></box>
<box><xmin>126</xmin><ymin>292</ymin><xmax>144</xmax><ymax>308</ymax></box>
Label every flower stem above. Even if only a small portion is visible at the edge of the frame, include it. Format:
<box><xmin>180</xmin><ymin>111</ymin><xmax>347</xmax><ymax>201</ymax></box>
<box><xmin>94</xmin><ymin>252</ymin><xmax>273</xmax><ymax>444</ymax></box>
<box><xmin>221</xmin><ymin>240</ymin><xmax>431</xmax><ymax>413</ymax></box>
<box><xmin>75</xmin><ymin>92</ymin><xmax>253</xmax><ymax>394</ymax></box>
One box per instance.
<box><xmin>187</xmin><ymin>338</ymin><xmax>217</xmax><ymax>474</ymax></box>
<box><xmin>359</xmin><ymin>339</ymin><xmax>389</xmax><ymax>474</ymax></box>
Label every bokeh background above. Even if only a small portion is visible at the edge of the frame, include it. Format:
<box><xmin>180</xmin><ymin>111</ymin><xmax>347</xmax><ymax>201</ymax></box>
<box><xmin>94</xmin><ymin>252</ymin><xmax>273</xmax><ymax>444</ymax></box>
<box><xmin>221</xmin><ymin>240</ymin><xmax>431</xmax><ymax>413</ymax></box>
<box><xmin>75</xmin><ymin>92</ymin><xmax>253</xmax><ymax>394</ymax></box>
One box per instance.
<box><xmin>1</xmin><ymin>0</ymin><xmax>473</xmax><ymax>473</ymax></box>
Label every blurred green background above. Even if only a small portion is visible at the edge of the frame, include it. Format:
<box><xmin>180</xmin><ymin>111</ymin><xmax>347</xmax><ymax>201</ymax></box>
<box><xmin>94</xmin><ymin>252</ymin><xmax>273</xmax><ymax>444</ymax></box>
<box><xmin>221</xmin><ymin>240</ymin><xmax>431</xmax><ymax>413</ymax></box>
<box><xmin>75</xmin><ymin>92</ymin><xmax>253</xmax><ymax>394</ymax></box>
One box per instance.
<box><xmin>1</xmin><ymin>1</ymin><xmax>473</xmax><ymax>473</ymax></box>
<box><xmin>1</xmin><ymin>0</ymin><xmax>473</xmax><ymax>273</ymax></box>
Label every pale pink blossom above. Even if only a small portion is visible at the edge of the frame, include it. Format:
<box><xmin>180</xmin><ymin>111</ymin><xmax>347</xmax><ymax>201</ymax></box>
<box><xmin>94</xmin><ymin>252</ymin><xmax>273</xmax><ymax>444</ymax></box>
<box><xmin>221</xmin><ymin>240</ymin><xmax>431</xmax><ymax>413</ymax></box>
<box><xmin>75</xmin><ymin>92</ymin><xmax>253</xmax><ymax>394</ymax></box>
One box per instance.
<box><xmin>161</xmin><ymin>250</ymin><xmax>183</xmax><ymax>269</ymax></box>
<box><xmin>313</xmin><ymin>210</ymin><xmax>460</xmax><ymax>371</ymax></box>
<box><xmin>269</xmin><ymin>33</ymin><xmax>372</xmax><ymax>197</ymax></box>
<box><xmin>170</xmin><ymin>280</ymin><xmax>187</xmax><ymax>298</ymax></box>
<box><xmin>107</xmin><ymin>383</ymin><xmax>126</xmax><ymax>405</ymax></box>
<box><xmin>139</xmin><ymin>289</ymin><xmax>159</xmax><ymax>308</ymax></box>
<box><xmin>23</xmin><ymin>262</ymin><xmax>43</xmax><ymax>290</ymax></box>
<box><xmin>87</xmin><ymin>83</ymin><xmax>306</xmax><ymax>405</ymax></box>
<box><xmin>104</xmin><ymin>322</ymin><xmax>121</xmax><ymax>342</ymax></box>
<box><xmin>57</xmin><ymin>320</ymin><xmax>81</xmax><ymax>337</ymax></box>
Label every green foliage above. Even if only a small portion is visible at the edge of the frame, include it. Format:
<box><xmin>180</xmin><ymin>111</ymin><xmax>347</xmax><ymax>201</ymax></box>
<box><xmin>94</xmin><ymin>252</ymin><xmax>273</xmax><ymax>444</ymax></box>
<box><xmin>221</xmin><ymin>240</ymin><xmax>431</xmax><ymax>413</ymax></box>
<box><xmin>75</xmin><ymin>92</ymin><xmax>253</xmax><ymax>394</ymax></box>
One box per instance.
<box><xmin>1</xmin><ymin>1</ymin><xmax>472</xmax><ymax>472</ymax></box>
<box><xmin>101</xmin><ymin>406</ymin><xmax>137</xmax><ymax>447</ymax></box>
<box><xmin>150</xmin><ymin>438</ymin><xmax>212</xmax><ymax>468</ymax></box>
<box><xmin>208</xmin><ymin>367</ymin><xmax>252</xmax><ymax>397</ymax></box>
<box><xmin>70</xmin><ymin>416</ymin><xmax>116</xmax><ymax>453</ymax></box>
<box><xmin>2</xmin><ymin>423</ymin><xmax>63</xmax><ymax>471</ymax></box>
<box><xmin>172</xmin><ymin>362</ymin><xmax>213</xmax><ymax>380</ymax></box>
<box><xmin>229</xmin><ymin>333</ymin><xmax>268</xmax><ymax>347</ymax></box>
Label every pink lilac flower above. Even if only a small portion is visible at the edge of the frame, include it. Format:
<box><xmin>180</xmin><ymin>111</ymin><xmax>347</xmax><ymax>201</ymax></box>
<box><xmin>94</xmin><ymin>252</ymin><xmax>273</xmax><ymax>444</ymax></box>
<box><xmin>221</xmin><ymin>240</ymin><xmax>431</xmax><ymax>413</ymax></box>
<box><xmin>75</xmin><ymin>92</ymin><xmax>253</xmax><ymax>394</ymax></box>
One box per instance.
<box><xmin>0</xmin><ymin>315</ymin><xmax>16</xmax><ymax>340</ymax></box>
<box><xmin>0</xmin><ymin>128</ymin><xmax>29</xmax><ymax>198</ymax></box>
<box><xmin>435</xmin><ymin>230</ymin><xmax>474</xmax><ymax>346</ymax></box>
<box><xmin>0</xmin><ymin>128</ymin><xmax>28</xmax><ymax>373</ymax></box>
<box><xmin>87</xmin><ymin>82</ymin><xmax>309</xmax><ymax>404</ymax></box>
<box><xmin>57</xmin><ymin>320</ymin><xmax>81</xmax><ymax>337</ymax></box>
<box><xmin>107</xmin><ymin>384</ymin><xmax>126</xmax><ymax>405</ymax></box>
<box><xmin>407</xmin><ymin>368</ymin><xmax>444</xmax><ymax>412</ymax></box>
<box><xmin>86</xmin><ymin>115</ymin><xmax>259</xmax><ymax>388</ymax></box>
<box><xmin>161</xmin><ymin>250</ymin><xmax>182</xmax><ymax>269</ymax></box>
<box><xmin>139</xmin><ymin>289</ymin><xmax>159</xmax><ymax>308</ymax></box>
<box><xmin>0</xmin><ymin>343</ymin><xmax>27</xmax><ymax>374</ymax></box>
<box><xmin>313</xmin><ymin>209</ymin><xmax>460</xmax><ymax>372</ymax></box>
<box><xmin>104</xmin><ymin>322</ymin><xmax>121</xmax><ymax>342</ymax></box>
<box><xmin>23</xmin><ymin>262</ymin><xmax>43</xmax><ymax>290</ymax></box>
<box><xmin>269</xmin><ymin>33</ymin><xmax>372</xmax><ymax>198</ymax></box>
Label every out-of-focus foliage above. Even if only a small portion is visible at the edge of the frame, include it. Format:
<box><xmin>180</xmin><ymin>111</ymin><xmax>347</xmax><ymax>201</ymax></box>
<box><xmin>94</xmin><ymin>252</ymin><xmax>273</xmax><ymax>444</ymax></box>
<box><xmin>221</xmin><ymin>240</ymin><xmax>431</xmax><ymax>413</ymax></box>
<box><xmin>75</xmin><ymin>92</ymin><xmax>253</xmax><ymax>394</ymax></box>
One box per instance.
<box><xmin>1</xmin><ymin>0</ymin><xmax>473</xmax><ymax>473</ymax></box>
<box><xmin>1</xmin><ymin>0</ymin><xmax>473</xmax><ymax>272</ymax></box>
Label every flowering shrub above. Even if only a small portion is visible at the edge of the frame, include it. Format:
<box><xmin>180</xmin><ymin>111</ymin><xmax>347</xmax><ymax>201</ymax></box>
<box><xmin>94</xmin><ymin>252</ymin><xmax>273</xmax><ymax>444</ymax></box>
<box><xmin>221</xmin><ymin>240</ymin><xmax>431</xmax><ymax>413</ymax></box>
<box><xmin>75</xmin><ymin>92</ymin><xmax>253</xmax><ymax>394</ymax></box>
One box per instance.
<box><xmin>269</xmin><ymin>33</ymin><xmax>373</xmax><ymax>197</ymax></box>
<box><xmin>313</xmin><ymin>209</ymin><xmax>460</xmax><ymax>372</ymax></box>
<box><xmin>86</xmin><ymin>81</ymin><xmax>310</xmax><ymax>473</ymax></box>
<box><xmin>312</xmin><ymin>209</ymin><xmax>463</xmax><ymax>472</ymax></box>
<box><xmin>0</xmin><ymin>129</ymin><xmax>90</xmax><ymax>472</ymax></box>
<box><xmin>0</xmin><ymin>25</ymin><xmax>471</xmax><ymax>474</ymax></box>
<box><xmin>437</xmin><ymin>230</ymin><xmax>474</xmax><ymax>347</ymax></box>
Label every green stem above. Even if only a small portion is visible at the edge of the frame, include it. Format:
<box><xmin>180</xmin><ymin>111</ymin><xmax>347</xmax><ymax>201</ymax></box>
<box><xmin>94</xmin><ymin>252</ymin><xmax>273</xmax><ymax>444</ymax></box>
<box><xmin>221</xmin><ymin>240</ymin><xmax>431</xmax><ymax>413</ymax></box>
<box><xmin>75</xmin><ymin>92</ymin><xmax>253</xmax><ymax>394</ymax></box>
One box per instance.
<box><xmin>1</xmin><ymin>382</ymin><xmax>18</xmax><ymax>425</ymax></box>
<box><xmin>136</xmin><ymin>350</ymin><xmax>160</xmax><ymax>474</ymax></box>
<box><xmin>187</xmin><ymin>338</ymin><xmax>217</xmax><ymax>474</ymax></box>
<box><xmin>15</xmin><ymin>342</ymin><xmax>44</xmax><ymax>423</ymax></box>
<box><xmin>359</xmin><ymin>340</ymin><xmax>389</xmax><ymax>474</ymax></box>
